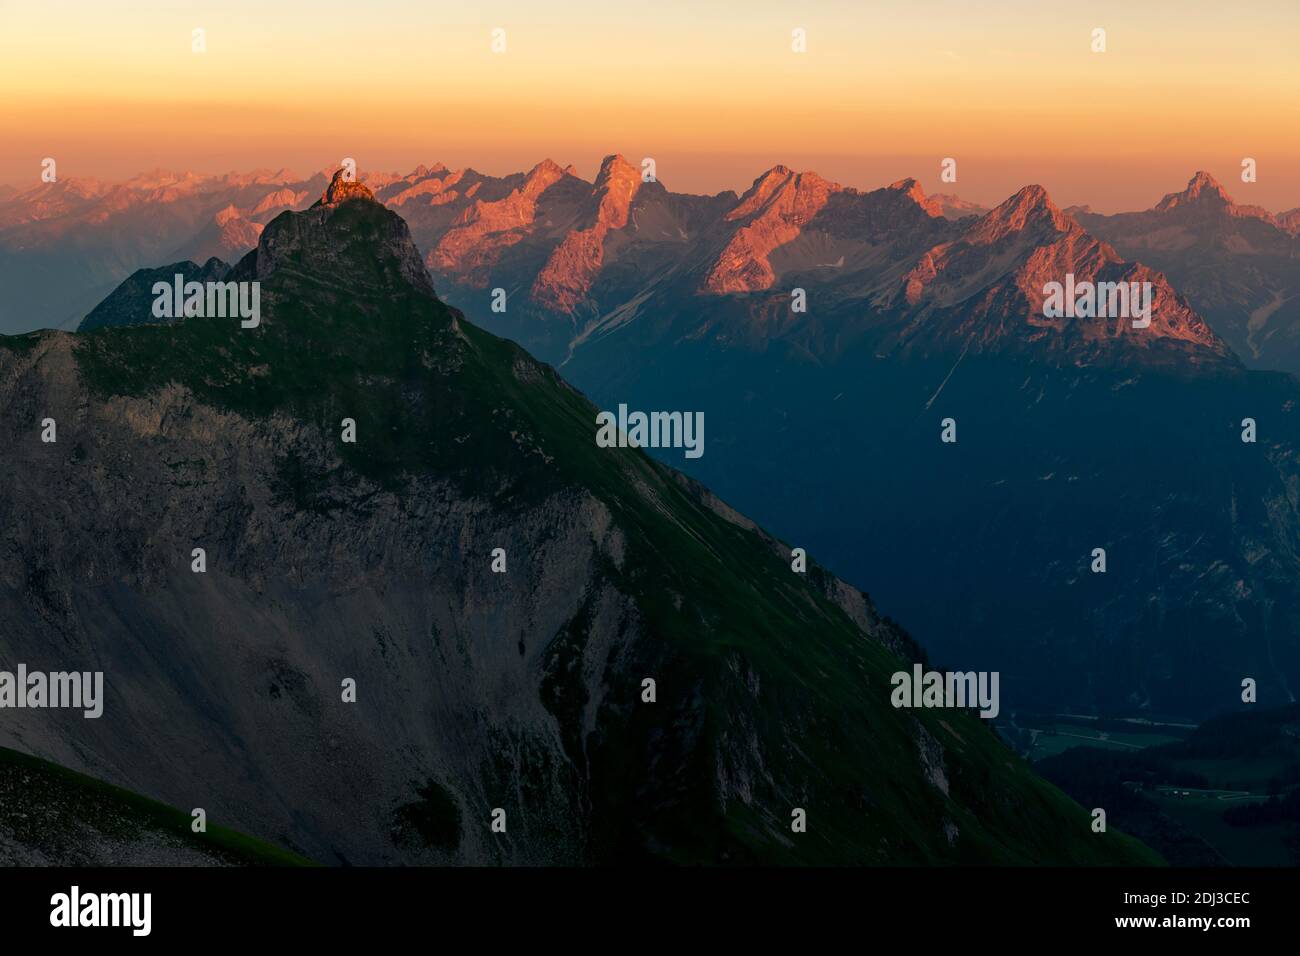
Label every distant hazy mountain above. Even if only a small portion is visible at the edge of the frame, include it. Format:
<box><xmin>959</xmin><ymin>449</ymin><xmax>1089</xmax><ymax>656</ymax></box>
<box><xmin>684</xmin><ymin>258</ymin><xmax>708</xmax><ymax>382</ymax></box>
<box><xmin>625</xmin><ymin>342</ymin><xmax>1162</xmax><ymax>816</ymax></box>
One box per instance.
<box><xmin>0</xmin><ymin>170</ymin><xmax>324</xmax><ymax>333</ymax></box>
<box><xmin>167</xmin><ymin>204</ymin><xmax>264</xmax><ymax>265</ymax></box>
<box><xmin>931</xmin><ymin>193</ymin><xmax>990</xmax><ymax>221</ymax></box>
<box><xmin>2</xmin><ymin>173</ymin><xmax>1153</xmax><ymax>865</ymax></box>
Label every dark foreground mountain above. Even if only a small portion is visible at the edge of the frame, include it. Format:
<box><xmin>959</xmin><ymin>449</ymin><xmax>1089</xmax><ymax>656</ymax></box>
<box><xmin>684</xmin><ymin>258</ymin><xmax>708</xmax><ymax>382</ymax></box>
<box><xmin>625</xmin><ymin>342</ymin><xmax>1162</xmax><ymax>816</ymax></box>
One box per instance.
<box><xmin>80</xmin><ymin>257</ymin><xmax>231</xmax><ymax>331</ymax></box>
<box><xmin>0</xmin><ymin>174</ymin><xmax>1153</xmax><ymax>865</ymax></box>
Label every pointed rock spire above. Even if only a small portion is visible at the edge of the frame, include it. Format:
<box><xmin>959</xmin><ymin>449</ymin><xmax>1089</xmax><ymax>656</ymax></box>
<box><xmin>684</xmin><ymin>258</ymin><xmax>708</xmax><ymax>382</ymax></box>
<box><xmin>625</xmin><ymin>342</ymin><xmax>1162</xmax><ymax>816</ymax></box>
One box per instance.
<box><xmin>1154</xmin><ymin>171</ymin><xmax>1234</xmax><ymax>211</ymax></box>
<box><xmin>320</xmin><ymin>168</ymin><xmax>375</xmax><ymax>206</ymax></box>
<box><xmin>963</xmin><ymin>184</ymin><xmax>1074</xmax><ymax>244</ymax></box>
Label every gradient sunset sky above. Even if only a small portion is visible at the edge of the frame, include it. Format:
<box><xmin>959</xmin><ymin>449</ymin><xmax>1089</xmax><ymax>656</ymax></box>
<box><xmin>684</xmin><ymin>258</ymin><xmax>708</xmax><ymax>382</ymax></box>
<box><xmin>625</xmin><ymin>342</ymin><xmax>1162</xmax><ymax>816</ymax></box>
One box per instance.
<box><xmin>3</xmin><ymin>0</ymin><xmax>1298</xmax><ymax>212</ymax></box>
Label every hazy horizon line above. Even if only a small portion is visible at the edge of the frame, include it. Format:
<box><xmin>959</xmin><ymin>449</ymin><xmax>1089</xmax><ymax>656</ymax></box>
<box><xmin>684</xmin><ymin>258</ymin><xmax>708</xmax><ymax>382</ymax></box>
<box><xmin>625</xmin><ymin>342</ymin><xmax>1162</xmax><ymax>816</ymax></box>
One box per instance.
<box><xmin>4</xmin><ymin>156</ymin><xmax>1297</xmax><ymax>218</ymax></box>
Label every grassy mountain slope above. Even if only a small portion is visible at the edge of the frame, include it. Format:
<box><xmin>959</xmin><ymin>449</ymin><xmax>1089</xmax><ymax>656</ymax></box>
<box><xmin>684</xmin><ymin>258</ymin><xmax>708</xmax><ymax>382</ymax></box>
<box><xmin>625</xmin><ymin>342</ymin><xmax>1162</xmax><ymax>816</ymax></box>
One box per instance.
<box><xmin>0</xmin><ymin>746</ymin><xmax>309</xmax><ymax>865</ymax></box>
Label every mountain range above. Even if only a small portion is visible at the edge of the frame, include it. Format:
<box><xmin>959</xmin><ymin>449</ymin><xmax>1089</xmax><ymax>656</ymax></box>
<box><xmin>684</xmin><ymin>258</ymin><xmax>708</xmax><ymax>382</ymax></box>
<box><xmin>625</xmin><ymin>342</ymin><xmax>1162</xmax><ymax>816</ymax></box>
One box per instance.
<box><xmin>0</xmin><ymin>173</ymin><xmax>1156</xmax><ymax>865</ymax></box>
<box><xmin>12</xmin><ymin>159</ymin><xmax>1300</xmax><ymax>719</ymax></box>
<box><xmin>7</xmin><ymin>163</ymin><xmax>1297</xmax><ymax>372</ymax></box>
<box><xmin>1075</xmin><ymin>172</ymin><xmax>1300</xmax><ymax>374</ymax></box>
<box><xmin>329</xmin><ymin>157</ymin><xmax>1299</xmax><ymax>722</ymax></box>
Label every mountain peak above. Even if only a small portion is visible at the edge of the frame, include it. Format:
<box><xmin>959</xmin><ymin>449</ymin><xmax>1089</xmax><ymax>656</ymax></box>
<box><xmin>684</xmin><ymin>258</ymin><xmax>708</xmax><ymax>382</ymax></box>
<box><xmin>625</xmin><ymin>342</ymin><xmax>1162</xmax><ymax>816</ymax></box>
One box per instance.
<box><xmin>887</xmin><ymin>177</ymin><xmax>943</xmax><ymax>217</ymax></box>
<box><xmin>1154</xmin><ymin>170</ymin><xmax>1234</xmax><ymax>212</ymax></box>
<box><xmin>1008</xmin><ymin>183</ymin><xmax>1053</xmax><ymax>210</ymax></box>
<box><xmin>529</xmin><ymin>154</ymin><xmax>641</xmax><ymax>311</ymax></box>
<box><xmin>1278</xmin><ymin>207</ymin><xmax>1300</xmax><ymax>235</ymax></box>
<box><xmin>319</xmin><ymin>168</ymin><xmax>376</xmax><ymax>206</ymax></box>
<box><xmin>724</xmin><ymin>165</ymin><xmax>835</xmax><ymax>225</ymax></box>
<box><xmin>963</xmin><ymin>184</ymin><xmax>1073</xmax><ymax>244</ymax></box>
<box><xmin>213</xmin><ymin>203</ymin><xmax>244</xmax><ymax>226</ymax></box>
<box><xmin>250</xmin><ymin>175</ymin><xmax>433</xmax><ymax>297</ymax></box>
<box><xmin>527</xmin><ymin>158</ymin><xmax>569</xmax><ymax>187</ymax></box>
<box><xmin>594</xmin><ymin>153</ymin><xmax>639</xmax><ymax>186</ymax></box>
<box><xmin>703</xmin><ymin>168</ymin><xmax>838</xmax><ymax>294</ymax></box>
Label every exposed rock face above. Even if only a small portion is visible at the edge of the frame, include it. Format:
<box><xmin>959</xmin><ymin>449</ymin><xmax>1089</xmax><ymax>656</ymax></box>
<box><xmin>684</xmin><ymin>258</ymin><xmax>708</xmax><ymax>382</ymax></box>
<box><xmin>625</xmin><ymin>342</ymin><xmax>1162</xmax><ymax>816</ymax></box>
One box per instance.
<box><xmin>362</xmin><ymin>159</ymin><xmax>1249</xmax><ymax>378</ymax></box>
<box><xmin>17</xmin><ymin>161</ymin><xmax>1300</xmax><ymax>744</ymax></box>
<box><xmin>386</xmin><ymin>166</ymin><xmax>464</xmax><ymax>207</ymax></box>
<box><xmin>430</xmin><ymin>160</ymin><xmax>571</xmax><ymax>284</ymax></box>
<box><xmin>886</xmin><ymin>178</ymin><xmax>945</xmax><ymax>220</ymax></box>
<box><xmin>530</xmin><ymin>155</ymin><xmax>641</xmax><ymax>311</ymax></box>
<box><xmin>702</xmin><ymin>167</ymin><xmax>836</xmax><ymax>293</ymax></box>
<box><xmin>958</xmin><ymin>185</ymin><xmax>1074</xmax><ymax>245</ymax></box>
<box><xmin>2</xmin><ymin>192</ymin><xmax>1157</xmax><ymax>867</ymax></box>
<box><xmin>0</xmin><ymin>168</ymin><xmax>328</xmax><ymax>335</ymax></box>
<box><xmin>454</xmin><ymin>171</ymin><xmax>1298</xmax><ymax>725</ymax></box>
<box><xmin>319</xmin><ymin>168</ymin><xmax>376</xmax><ymax>206</ymax></box>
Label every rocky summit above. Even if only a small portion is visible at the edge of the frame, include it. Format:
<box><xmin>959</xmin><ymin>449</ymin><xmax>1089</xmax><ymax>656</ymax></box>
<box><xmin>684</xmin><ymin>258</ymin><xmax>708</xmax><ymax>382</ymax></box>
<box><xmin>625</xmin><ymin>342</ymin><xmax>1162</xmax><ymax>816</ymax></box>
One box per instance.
<box><xmin>318</xmin><ymin>167</ymin><xmax>376</xmax><ymax>207</ymax></box>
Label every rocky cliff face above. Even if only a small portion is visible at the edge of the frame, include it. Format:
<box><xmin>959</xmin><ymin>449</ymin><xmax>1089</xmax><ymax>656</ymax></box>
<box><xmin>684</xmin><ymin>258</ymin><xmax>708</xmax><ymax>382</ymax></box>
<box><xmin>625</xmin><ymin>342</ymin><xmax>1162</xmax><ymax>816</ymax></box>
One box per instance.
<box><xmin>318</xmin><ymin>168</ymin><xmax>376</xmax><ymax>206</ymax></box>
<box><xmin>430</xmin><ymin>159</ymin><xmax>572</xmax><ymax>285</ymax></box>
<box><xmin>0</xmin><ymin>181</ymin><xmax>1154</xmax><ymax>866</ymax></box>
<box><xmin>702</xmin><ymin>167</ymin><xmax>837</xmax><ymax>294</ymax></box>
<box><xmin>530</xmin><ymin>154</ymin><xmax>642</xmax><ymax>312</ymax></box>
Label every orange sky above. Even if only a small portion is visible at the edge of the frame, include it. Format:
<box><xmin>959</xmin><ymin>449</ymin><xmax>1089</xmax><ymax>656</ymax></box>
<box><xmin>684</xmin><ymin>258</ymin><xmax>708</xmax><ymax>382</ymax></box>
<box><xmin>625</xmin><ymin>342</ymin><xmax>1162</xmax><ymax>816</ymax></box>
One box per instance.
<box><xmin>3</xmin><ymin>0</ymin><xmax>1298</xmax><ymax>211</ymax></box>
